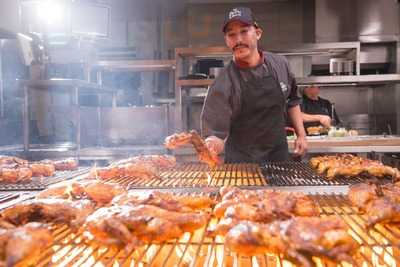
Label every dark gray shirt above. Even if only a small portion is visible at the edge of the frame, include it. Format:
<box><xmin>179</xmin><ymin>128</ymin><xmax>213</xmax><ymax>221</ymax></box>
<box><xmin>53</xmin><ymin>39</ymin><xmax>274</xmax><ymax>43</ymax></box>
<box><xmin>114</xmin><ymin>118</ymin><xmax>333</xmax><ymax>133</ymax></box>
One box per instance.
<box><xmin>201</xmin><ymin>51</ymin><xmax>301</xmax><ymax>139</ymax></box>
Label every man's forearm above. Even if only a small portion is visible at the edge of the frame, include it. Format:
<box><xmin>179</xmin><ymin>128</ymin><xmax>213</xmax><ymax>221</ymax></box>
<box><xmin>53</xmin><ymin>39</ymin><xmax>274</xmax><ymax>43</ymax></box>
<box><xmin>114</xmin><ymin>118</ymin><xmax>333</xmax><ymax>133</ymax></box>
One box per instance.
<box><xmin>289</xmin><ymin>106</ymin><xmax>307</xmax><ymax>137</ymax></box>
<box><xmin>302</xmin><ymin>112</ymin><xmax>321</xmax><ymax>123</ymax></box>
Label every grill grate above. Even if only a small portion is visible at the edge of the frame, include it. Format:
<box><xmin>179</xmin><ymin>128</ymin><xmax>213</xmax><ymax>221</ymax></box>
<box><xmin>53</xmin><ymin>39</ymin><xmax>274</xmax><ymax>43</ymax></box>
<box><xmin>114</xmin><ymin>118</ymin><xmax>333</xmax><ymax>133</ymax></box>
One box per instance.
<box><xmin>101</xmin><ymin>163</ymin><xmax>267</xmax><ymax>188</ymax></box>
<box><xmin>25</xmin><ymin>193</ymin><xmax>400</xmax><ymax>267</ymax></box>
<box><xmin>264</xmin><ymin>162</ymin><xmax>392</xmax><ymax>186</ymax></box>
<box><xmin>0</xmin><ymin>167</ymin><xmax>90</xmax><ymax>191</ymax></box>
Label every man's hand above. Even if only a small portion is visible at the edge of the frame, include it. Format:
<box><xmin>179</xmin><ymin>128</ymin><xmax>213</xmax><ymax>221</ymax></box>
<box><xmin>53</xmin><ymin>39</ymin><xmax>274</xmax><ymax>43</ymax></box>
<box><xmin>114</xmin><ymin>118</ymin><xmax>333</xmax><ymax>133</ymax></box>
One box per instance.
<box><xmin>318</xmin><ymin>115</ymin><xmax>332</xmax><ymax>128</ymax></box>
<box><xmin>205</xmin><ymin>136</ymin><xmax>225</xmax><ymax>155</ymax></box>
<box><xmin>294</xmin><ymin>135</ymin><xmax>307</xmax><ymax>157</ymax></box>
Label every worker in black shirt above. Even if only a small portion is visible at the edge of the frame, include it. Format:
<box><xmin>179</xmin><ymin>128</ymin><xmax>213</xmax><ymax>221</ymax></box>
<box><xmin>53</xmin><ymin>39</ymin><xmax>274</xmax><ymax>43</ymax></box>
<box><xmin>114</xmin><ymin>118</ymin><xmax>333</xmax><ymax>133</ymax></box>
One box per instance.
<box><xmin>301</xmin><ymin>85</ymin><xmax>340</xmax><ymax>130</ymax></box>
<box><xmin>201</xmin><ymin>7</ymin><xmax>307</xmax><ymax>163</ymax></box>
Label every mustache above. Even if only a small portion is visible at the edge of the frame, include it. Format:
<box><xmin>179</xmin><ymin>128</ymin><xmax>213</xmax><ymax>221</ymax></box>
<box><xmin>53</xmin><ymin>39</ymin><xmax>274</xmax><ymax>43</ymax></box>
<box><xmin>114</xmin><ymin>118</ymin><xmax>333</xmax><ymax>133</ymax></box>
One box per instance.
<box><xmin>233</xmin><ymin>44</ymin><xmax>249</xmax><ymax>50</ymax></box>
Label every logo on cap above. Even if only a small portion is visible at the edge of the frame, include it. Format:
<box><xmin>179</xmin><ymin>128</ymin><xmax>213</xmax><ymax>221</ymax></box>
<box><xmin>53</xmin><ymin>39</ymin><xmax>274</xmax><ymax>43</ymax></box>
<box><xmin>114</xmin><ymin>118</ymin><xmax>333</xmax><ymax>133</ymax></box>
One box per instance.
<box><xmin>229</xmin><ymin>8</ymin><xmax>242</xmax><ymax>19</ymax></box>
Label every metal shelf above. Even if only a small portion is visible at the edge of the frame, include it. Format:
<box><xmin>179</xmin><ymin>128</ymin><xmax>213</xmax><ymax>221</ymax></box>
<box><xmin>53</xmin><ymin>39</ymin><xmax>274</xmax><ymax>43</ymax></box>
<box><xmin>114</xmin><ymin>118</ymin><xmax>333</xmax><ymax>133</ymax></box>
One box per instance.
<box><xmin>91</xmin><ymin>60</ymin><xmax>176</xmax><ymax>72</ymax></box>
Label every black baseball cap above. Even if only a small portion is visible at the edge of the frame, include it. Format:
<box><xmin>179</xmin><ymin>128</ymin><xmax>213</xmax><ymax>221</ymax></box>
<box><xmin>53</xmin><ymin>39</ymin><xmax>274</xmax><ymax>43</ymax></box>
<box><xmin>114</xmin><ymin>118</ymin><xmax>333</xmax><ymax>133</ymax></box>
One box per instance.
<box><xmin>222</xmin><ymin>7</ymin><xmax>259</xmax><ymax>33</ymax></box>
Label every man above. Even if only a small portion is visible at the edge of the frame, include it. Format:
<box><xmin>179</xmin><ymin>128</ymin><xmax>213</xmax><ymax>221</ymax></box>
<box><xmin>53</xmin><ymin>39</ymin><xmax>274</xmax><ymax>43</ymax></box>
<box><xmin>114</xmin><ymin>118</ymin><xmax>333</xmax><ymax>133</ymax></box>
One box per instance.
<box><xmin>301</xmin><ymin>85</ymin><xmax>340</xmax><ymax>130</ymax></box>
<box><xmin>201</xmin><ymin>7</ymin><xmax>307</xmax><ymax>163</ymax></box>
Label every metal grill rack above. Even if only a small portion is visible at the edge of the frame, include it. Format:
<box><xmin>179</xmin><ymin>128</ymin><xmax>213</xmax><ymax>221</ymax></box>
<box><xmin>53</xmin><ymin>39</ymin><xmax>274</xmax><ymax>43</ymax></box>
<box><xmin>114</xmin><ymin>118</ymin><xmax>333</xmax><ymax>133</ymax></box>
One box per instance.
<box><xmin>263</xmin><ymin>162</ymin><xmax>392</xmax><ymax>186</ymax></box>
<box><xmin>0</xmin><ymin>167</ymin><xmax>91</xmax><ymax>191</ymax></box>
<box><xmin>15</xmin><ymin>193</ymin><xmax>400</xmax><ymax>267</ymax></box>
<box><xmin>101</xmin><ymin>163</ymin><xmax>267</xmax><ymax>188</ymax></box>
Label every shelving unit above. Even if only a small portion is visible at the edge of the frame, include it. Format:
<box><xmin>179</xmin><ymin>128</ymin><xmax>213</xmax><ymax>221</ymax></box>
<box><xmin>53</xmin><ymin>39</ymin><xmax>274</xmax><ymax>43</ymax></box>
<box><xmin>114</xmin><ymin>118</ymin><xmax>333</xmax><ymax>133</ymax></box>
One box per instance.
<box><xmin>174</xmin><ymin>46</ymin><xmax>230</xmax><ymax>132</ymax></box>
<box><xmin>174</xmin><ymin>43</ymin><xmax>400</xmax><ymax>132</ymax></box>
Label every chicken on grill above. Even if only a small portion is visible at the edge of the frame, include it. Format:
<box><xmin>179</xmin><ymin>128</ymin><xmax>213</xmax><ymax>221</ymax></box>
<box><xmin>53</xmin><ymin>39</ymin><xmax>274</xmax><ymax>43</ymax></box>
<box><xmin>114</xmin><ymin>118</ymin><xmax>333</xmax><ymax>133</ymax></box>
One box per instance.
<box><xmin>222</xmin><ymin>217</ymin><xmax>358</xmax><ymax>266</ymax></box>
<box><xmin>0</xmin><ymin>156</ymin><xmax>27</xmax><ymax>166</ymax></box>
<box><xmin>0</xmin><ymin>222</ymin><xmax>52</xmax><ymax>267</ymax></box>
<box><xmin>89</xmin><ymin>155</ymin><xmax>176</xmax><ymax>180</ymax></box>
<box><xmin>310</xmin><ymin>154</ymin><xmax>400</xmax><ymax>180</ymax></box>
<box><xmin>0</xmin><ymin>157</ymin><xmax>78</xmax><ymax>183</ymax></box>
<box><xmin>165</xmin><ymin>130</ymin><xmax>221</xmax><ymax>168</ymax></box>
<box><xmin>111</xmin><ymin>155</ymin><xmax>176</xmax><ymax>171</ymax></box>
<box><xmin>36</xmin><ymin>180</ymin><xmax>126</xmax><ymax>206</ymax></box>
<box><xmin>52</xmin><ymin>158</ymin><xmax>78</xmax><ymax>171</ymax></box>
<box><xmin>348</xmin><ymin>182</ymin><xmax>400</xmax><ymax>226</ymax></box>
<box><xmin>112</xmin><ymin>191</ymin><xmax>216</xmax><ymax>212</ymax></box>
<box><xmin>213</xmin><ymin>187</ymin><xmax>319</xmax><ymax>220</ymax></box>
<box><xmin>29</xmin><ymin>162</ymin><xmax>55</xmax><ymax>177</ymax></box>
<box><xmin>0</xmin><ymin>165</ymin><xmax>32</xmax><ymax>183</ymax></box>
<box><xmin>0</xmin><ymin>199</ymin><xmax>94</xmax><ymax>227</ymax></box>
<box><xmin>84</xmin><ymin>204</ymin><xmax>209</xmax><ymax>246</ymax></box>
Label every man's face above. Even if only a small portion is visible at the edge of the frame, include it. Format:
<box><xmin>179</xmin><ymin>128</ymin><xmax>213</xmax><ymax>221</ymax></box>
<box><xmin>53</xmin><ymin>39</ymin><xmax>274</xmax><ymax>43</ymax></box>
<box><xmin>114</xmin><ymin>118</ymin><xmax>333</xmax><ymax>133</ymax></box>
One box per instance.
<box><xmin>224</xmin><ymin>21</ymin><xmax>262</xmax><ymax>62</ymax></box>
<box><xmin>304</xmin><ymin>86</ymin><xmax>320</xmax><ymax>99</ymax></box>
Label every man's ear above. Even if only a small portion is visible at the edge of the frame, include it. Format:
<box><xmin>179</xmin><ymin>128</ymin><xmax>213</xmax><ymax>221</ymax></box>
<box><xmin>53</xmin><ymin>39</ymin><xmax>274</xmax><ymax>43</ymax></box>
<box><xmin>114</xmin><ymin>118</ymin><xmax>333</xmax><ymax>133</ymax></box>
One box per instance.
<box><xmin>255</xmin><ymin>28</ymin><xmax>263</xmax><ymax>40</ymax></box>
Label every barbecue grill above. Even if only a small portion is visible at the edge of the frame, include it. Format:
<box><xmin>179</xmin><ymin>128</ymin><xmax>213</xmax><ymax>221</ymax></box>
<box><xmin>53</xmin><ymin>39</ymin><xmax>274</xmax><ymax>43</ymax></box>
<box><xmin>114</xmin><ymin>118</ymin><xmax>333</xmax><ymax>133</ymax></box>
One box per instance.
<box><xmin>101</xmin><ymin>163</ymin><xmax>267</xmax><ymax>188</ymax></box>
<box><xmin>264</xmin><ymin>162</ymin><xmax>393</xmax><ymax>186</ymax></box>
<box><xmin>7</xmin><ymin>192</ymin><xmax>399</xmax><ymax>267</ymax></box>
<box><xmin>0</xmin><ymin>167</ymin><xmax>90</xmax><ymax>191</ymax></box>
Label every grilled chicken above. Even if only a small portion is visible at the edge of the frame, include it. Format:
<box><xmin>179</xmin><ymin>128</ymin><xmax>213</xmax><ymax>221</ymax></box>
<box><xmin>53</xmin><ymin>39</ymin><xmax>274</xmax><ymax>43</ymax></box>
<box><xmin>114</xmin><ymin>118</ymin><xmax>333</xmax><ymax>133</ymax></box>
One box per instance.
<box><xmin>365</xmin><ymin>197</ymin><xmax>400</xmax><ymax>226</ymax></box>
<box><xmin>348</xmin><ymin>183</ymin><xmax>400</xmax><ymax>226</ymax></box>
<box><xmin>0</xmin><ymin>222</ymin><xmax>52</xmax><ymax>267</ymax></box>
<box><xmin>85</xmin><ymin>204</ymin><xmax>208</xmax><ymax>246</ymax></box>
<box><xmin>113</xmin><ymin>191</ymin><xmax>215</xmax><ymax>212</ymax></box>
<box><xmin>89</xmin><ymin>166</ymin><xmax>121</xmax><ymax>180</ymax></box>
<box><xmin>0</xmin><ymin>165</ymin><xmax>32</xmax><ymax>183</ymax></box>
<box><xmin>214</xmin><ymin>187</ymin><xmax>319</xmax><ymax>219</ymax></box>
<box><xmin>111</xmin><ymin>155</ymin><xmax>176</xmax><ymax>171</ymax></box>
<box><xmin>0</xmin><ymin>156</ymin><xmax>27</xmax><ymax>166</ymax></box>
<box><xmin>51</xmin><ymin>158</ymin><xmax>78</xmax><ymax>171</ymax></box>
<box><xmin>90</xmin><ymin>155</ymin><xmax>175</xmax><ymax>180</ymax></box>
<box><xmin>223</xmin><ymin>217</ymin><xmax>358</xmax><ymax>266</ymax></box>
<box><xmin>165</xmin><ymin>130</ymin><xmax>221</xmax><ymax>168</ymax></box>
<box><xmin>1</xmin><ymin>199</ymin><xmax>94</xmax><ymax>227</ymax></box>
<box><xmin>29</xmin><ymin>162</ymin><xmax>55</xmax><ymax>177</ymax></box>
<box><xmin>310</xmin><ymin>154</ymin><xmax>400</xmax><ymax>180</ymax></box>
<box><xmin>36</xmin><ymin>181</ymin><xmax>125</xmax><ymax>206</ymax></box>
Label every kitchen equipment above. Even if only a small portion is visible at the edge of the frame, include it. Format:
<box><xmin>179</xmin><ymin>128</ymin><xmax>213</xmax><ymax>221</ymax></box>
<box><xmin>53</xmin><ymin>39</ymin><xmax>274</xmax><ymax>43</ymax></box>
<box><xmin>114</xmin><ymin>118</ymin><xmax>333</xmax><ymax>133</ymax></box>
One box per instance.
<box><xmin>329</xmin><ymin>58</ymin><xmax>354</xmax><ymax>75</ymax></box>
<box><xmin>209</xmin><ymin>67</ymin><xmax>224</xmax><ymax>78</ymax></box>
<box><xmin>195</xmin><ymin>59</ymin><xmax>224</xmax><ymax>76</ymax></box>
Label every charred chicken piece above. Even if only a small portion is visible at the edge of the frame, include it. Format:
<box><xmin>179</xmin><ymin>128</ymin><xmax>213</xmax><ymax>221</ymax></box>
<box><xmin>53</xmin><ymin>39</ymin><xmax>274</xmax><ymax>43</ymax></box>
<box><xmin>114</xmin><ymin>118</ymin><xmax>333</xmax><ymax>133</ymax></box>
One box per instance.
<box><xmin>1</xmin><ymin>199</ymin><xmax>94</xmax><ymax>227</ymax></box>
<box><xmin>0</xmin><ymin>165</ymin><xmax>32</xmax><ymax>183</ymax></box>
<box><xmin>165</xmin><ymin>130</ymin><xmax>221</xmax><ymax>168</ymax></box>
<box><xmin>223</xmin><ymin>217</ymin><xmax>358</xmax><ymax>266</ymax></box>
<box><xmin>113</xmin><ymin>191</ymin><xmax>215</xmax><ymax>212</ymax></box>
<box><xmin>89</xmin><ymin>166</ymin><xmax>122</xmax><ymax>180</ymax></box>
<box><xmin>80</xmin><ymin>181</ymin><xmax>126</xmax><ymax>205</ymax></box>
<box><xmin>89</xmin><ymin>155</ymin><xmax>176</xmax><ymax>180</ymax></box>
<box><xmin>0</xmin><ymin>222</ymin><xmax>52</xmax><ymax>267</ymax></box>
<box><xmin>36</xmin><ymin>185</ymin><xmax>71</xmax><ymax>200</ymax></box>
<box><xmin>214</xmin><ymin>187</ymin><xmax>319</xmax><ymax>219</ymax></box>
<box><xmin>348</xmin><ymin>183</ymin><xmax>379</xmax><ymax>209</ymax></box>
<box><xmin>29</xmin><ymin>162</ymin><xmax>55</xmax><ymax>177</ymax></box>
<box><xmin>365</xmin><ymin>197</ymin><xmax>400</xmax><ymax>226</ymax></box>
<box><xmin>0</xmin><ymin>156</ymin><xmax>27</xmax><ymax>166</ymax></box>
<box><xmin>119</xmin><ymin>162</ymin><xmax>159</xmax><ymax>179</ymax></box>
<box><xmin>52</xmin><ymin>158</ymin><xmax>78</xmax><ymax>171</ymax></box>
<box><xmin>36</xmin><ymin>181</ymin><xmax>126</xmax><ymax>206</ymax></box>
<box><xmin>111</xmin><ymin>155</ymin><xmax>176</xmax><ymax>171</ymax></box>
<box><xmin>84</xmin><ymin>204</ymin><xmax>208</xmax><ymax>246</ymax></box>
<box><xmin>348</xmin><ymin>182</ymin><xmax>400</xmax><ymax>226</ymax></box>
<box><xmin>310</xmin><ymin>154</ymin><xmax>400</xmax><ymax>181</ymax></box>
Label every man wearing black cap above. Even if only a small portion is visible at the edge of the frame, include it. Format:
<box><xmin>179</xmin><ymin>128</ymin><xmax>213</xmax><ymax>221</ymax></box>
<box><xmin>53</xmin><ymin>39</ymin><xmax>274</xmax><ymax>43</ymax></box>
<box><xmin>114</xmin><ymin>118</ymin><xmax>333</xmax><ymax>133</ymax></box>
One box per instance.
<box><xmin>201</xmin><ymin>7</ymin><xmax>307</xmax><ymax>163</ymax></box>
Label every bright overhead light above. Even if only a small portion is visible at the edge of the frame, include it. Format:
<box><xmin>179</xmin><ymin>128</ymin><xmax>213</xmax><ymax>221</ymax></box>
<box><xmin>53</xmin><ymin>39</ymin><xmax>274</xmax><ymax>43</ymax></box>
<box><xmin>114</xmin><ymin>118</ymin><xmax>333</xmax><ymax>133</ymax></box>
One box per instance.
<box><xmin>36</xmin><ymin>1</ymin><xmax>64</xmax><ymax>25</ymax></box>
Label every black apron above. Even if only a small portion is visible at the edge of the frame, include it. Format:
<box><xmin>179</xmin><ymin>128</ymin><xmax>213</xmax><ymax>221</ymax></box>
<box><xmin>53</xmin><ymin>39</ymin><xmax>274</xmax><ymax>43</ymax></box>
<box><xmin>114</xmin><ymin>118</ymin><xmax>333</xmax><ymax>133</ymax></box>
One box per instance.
<box><xmin>225</xmin><ymin>63</ymin><xmax>289</xmax><ymax>163</ymax></box>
